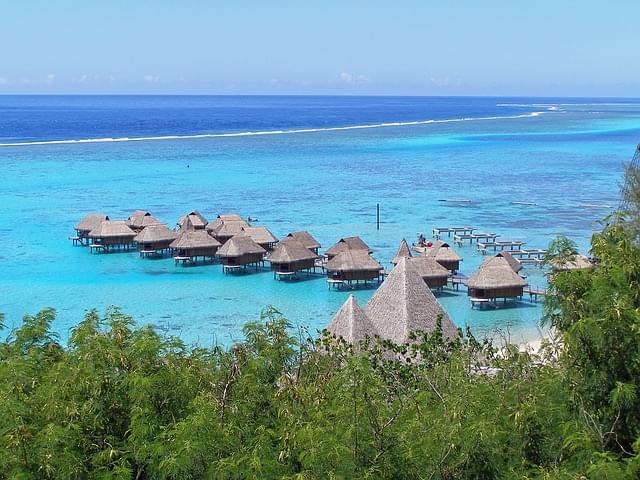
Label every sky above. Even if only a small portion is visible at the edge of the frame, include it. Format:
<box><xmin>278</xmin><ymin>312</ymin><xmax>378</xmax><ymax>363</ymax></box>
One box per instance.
<box><xmin>1</xmin><ymin>0</ymin><xmax>639</xmax><ymax>96</ymax></box>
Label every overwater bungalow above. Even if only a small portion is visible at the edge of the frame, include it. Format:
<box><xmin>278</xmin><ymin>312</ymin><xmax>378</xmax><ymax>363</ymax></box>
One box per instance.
<box><xmin>326</xmin><ymin>249</ymin><xmax>383</xmax><ymax>286</ymax></box>
<box><xmin>326</xmin><ymin>295</ymin><xmax>379</xmax><ymax>346</ymax></box>
<box><xmin>549</xmin><ymin>253</ymin><xmax>593</xmax><ymax>272</ymax></box>
<box><xmin>408</xmin><ymin>256</ymin><xmax>449</xmax><ymax>290</ymax></box>
<box><xmin>216</xmin><ymin>234</ymin><xmax>266</xmax><ymax>272</ymax></box>
<box><xmin>208</xmin><ymin>219</ymin><xmax>251</xmax><ymax>244</ymax></box>
<box><xmin>87</xmin><ymin>220</ymin><xmax>136</xmax><ymax>252</ymax></box>
<box><xmin>283</xmin><ymin>231</ymin><xmax>321</xmax><ymax>254</ymax></box>
<box><xmin>134</xmin><ymin>224</ymin><xmax>177</xmax><ymax>257</ymax></box>
<box><xmin>365</xmin><ymin>258</ymin><xmax>458</xmax><ymax>342</ymax></box>
<box><xmin>74</xmin><ymin>213</ymin><xmax>109</xmax><ymax>245</ymax></box>
<box><xmin>425</xmin><ymin>240</ymin><xmax>463</xmax><ymax>272</ymax></box>
<box><xmin>177</xmin><ymin>211</ymin><xmax>208</xmax><ymax>230</ymax></box>
<box><xmin>496</xmin><ymin>251</ymin><xmax>522</xmax><ymax>273</ymax></box>
<box><xmin>126</xmin><ymin>210</ymin><xmax>160</xmax><ymax>232</ymax></box>
<box><xmin>465</xmin><ymin>256</ymin><xmax>527</xmax><ymax>303</ymax></box>
<box><xmin>267</xmin><ymin>239</ymin><xmax>318</xmax><ymax>279</ymax></box>
<box><xmin>170</xmin><ymin>219</ymin><xmax>221</xmax><ymax>264</ymax></box>
<box><xmin>241</xmin><ymin>226</ymin><xmax>278</xmax><ymax>251</ymax></box>
<box><xmin>391</xmin><ymin>238</ymin><xmax>412</xmax><ymax>265</ymax></box>
<box><xmin>326</xmin><ymin>236</ymin><xmax>372</xmax><ymax>260</ymax></box>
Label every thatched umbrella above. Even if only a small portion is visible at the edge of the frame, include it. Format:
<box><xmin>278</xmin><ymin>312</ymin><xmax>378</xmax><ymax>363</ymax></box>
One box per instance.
<box><xmin>126</xmin><ymin>210</ymin><xmax>161</xmax><ymax>232</ymax></box>
<box><xmin>217</xmin><ymin>234</ymin><xmax>266</xmax><ymax>267</ymax></box>
<box><xmin>392</xmin><ymin>238</ymin><xmax>412</xmax><ymax>265</ymax></box>
<box><xmin>75</xmin><ymin>213</ymin><xmax>109</xmax><ymax>239</ymax></box>
<box><xmin>170</xmin><ymin>218</ymin><xmax>221</xmax><ymax>261</ymax></box>
<box><xmin>425</xmin><ymin>240</ymin><xmax>462</xmax><ymax>272</ymax></box>
<box><xmin>408</xmin><ymin>256</ymin><xmax>449</xmax><ymax>289</ymax></box>
<box><xmin>326</xmin><ymin>249</ymin><xmax>382</xmax><ymax>282</ymax></box>
<box><xmin>177</xmin><ymin>211</ymin><xmax>208</xmax><ymax>230</ymax></box>
<box><xmin>549</xmin><ymin>253</ymin><xmax>593</xmax><ymax>272</ymax></box>
<box><xmin>496</xmin><ymin>251</ymin><xmax>522</xmax><ymax>273</ymax></box>
<box><xmin>88</xmin><ymin>220</ymin><xmax>136</xmax><ymax>251</ymax></box>
<box><xmin>267</xmin><ymin>239</ymin><xmax>318</xmax><ymax>274</ymax></box>
<box><xmin>465</xmin><ymin>256</ymin><xmax>527</xmax><ymax>299</ymax></box>
<box><xmin>365</xmin><ymin>257</ymin><xmax>458</xmax><ymax>342</ymax></box>
<box><xmin>326</xmin><ymin>236</ymin><xmax>372</xmax><ymax>259</ymax></box>
<box><xmin>134</xmin><ymin>224</ymin><xmax>177</xmax><ymax>252</ymax></box>
<box><xmin>283</xmin><ymin>231</ymin><xmax>321</xmax><ymax>254</ymax></box>
<box><xmin>326</xmin><ymin>295</ymin><xmax>379</xmax><ymax>345</ymax></box>
<box><xmin>241</xmin><ymin>226</ymin><xmax>278</xmax><ymax>250</ymax></box>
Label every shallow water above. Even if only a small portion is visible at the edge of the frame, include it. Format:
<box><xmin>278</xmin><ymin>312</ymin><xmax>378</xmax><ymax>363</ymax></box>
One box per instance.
<box><xmin>1</xmin><ymin>96</ymin><xmax>638</xmax><ymax>346</ymax></box>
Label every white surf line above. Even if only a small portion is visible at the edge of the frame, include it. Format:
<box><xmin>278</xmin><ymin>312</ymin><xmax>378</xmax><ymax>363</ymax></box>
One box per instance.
<box><xmin>0</xmin><ymin>111</ymin><xmax>546</xmax><ymax>147</ymax></box>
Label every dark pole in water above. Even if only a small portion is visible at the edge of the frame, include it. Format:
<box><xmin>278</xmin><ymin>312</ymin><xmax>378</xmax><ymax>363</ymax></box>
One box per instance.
<box><xmin>376</xmin><ymin>203</ymin><xmax>380</xmax><ymax>230</ymax></box>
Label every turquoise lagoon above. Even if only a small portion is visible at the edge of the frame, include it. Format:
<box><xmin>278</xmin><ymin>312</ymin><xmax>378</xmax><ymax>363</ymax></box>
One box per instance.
<box><xmin>1</xmin><ymin>96</ymin><xmax>638</xmax><ymax>345</ymax></box>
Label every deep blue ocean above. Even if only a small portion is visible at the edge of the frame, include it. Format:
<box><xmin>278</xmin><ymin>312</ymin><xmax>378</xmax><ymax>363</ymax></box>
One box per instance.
<box><xmin>1</xmin><ymin>95</ymin><xmax>639</xmax><ymax>346</ymax></box>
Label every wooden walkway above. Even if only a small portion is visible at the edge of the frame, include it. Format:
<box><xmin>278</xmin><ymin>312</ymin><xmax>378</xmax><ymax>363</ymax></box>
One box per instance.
<box><xmin>454</xmin><ymin>232</ymin><xmax>500</xmax><ymax>245</ymax></box>
<box><xmin>477</xmin><ymin>240</ymin><xmax>526</xmax><ymax>254</ymax></box>
<box><xmin>432</xmin><ymin>226</ymin><xmax>475</xmax><ymax>239</ymax></box>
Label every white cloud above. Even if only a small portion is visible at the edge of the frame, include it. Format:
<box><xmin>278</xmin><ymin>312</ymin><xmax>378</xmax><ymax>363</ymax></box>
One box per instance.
<box><xmin>79</xmin><ymin>74</ymin><xmax>88</xmax><ymax>83</ymax></box>
<box><xmin>0</xmin><ymin>77</ymin><xmax>8</xmax><ymax>85</ymax></box>
<box><xmin>45</xmin><ymin>73</ymin><xmax>56</xmax><ymax>84</ymax></box>
<box><xmin>143</xmin><ymin>74</ymin><xmax>160</xmax><ymax>83</ymax></box>
<box><xmin>340</xmin><ymin>71</ymin><xmax>369</xmax><ymax>85</ymax></box>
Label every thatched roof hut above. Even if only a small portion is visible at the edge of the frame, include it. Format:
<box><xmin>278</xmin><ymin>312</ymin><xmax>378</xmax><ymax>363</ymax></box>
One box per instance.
<box><xmin>177</xmin><ymin>211</ymin><xmax>208</xmax><ymax>230</ymax></box>
<box><xmin>217</xmin><ymin>235</ymin><xmax>266</xmax><ymax>267</ymax></box>
<box><xmin>170</xmin><ymin>219</ymin><xmax>221</xmax><ymax>260</ymax></box>
<box><xmin>465</xmin><ymin>256</ymin><xmax>527</xmax><ymax>300</ymax></box>
<box><xmin>408</xmin><ymin>256</ymin><xmax>450</xmax><ymax>289</ymax></box>
<box><xmin>365</xmin><ymin>258</ymin><xmax>458</xmax><ymax>342</ymax></box>
<box><xmin>496</xmin><ymin>251</ymin><xmax>522</xmax><ymax>273</ymax></box>
<box><xmin>326</xmin><ymin>295</ymin><xmax>379</xmax><ymax>346</ymax></box>
<box><xmin>75</xmin><ymin>213</ymin><xmax>109</xmax><ymax>237</ymax></box>
<box><xmin>425</xmin><ymin>240</ymin><xmax>462</xmax><ymax>272</ymax></box>
<box><xmin>267</xmin><ymin>239</ymin><xmax>318</xmax><ymax>273</ymax></box>
<box><xmin>549</xmin><ymin>253</ymin><xmax>593</xmax><ymax>272</ymax></box>
<box><xmin>88</xmin><ymin>220</ymin><xmax>136</xmax><ymax>248</ymax></box>
<box><xmin>326</xmin><ymin>236</ymin><xmax>372</xmax><ymax>259</ymax></box>
<box><xmin>207</xmin><ymin>214</ymin><xmax>248</xmax><ymax>231</ymax></box>
<box><xmin>392</xmin><ymin>238</ymin><xmax>412</xmax><ymax>265</ymax></box>
<box><xmin>134</xmin><ymin>224</ymin><xmax>177</xmax><ymax>251</ymax></box>
<box><xmin>283</xmin><ymin>231</ymin><xmax>321</xmax><ymax>253</ymax></box>
<box><xmin>241</xmin><ymin>226</ymin><xmax>278</xmax><ymax>250</ymax></box>
<box><xmin>126</xmin><ymin>210</ymin><xmax>161</xmax><ymax>232</ymax></box>
<box><xmin>207</xmin><ymin>219</ymin><xmax>251</xmax><ymax>243</ymax></box>
<box><xmin>326</xmin><ymin>249</ymin><xmax>382</xmax><ymax>281</ymax></box>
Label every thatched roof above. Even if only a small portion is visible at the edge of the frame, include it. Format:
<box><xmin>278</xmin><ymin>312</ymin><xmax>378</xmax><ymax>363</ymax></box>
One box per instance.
<box><xmin>134</xmin><ymin>224</ymin><xmax>177</xmax><ymax>243</ymax></box>
<box><xmin>465</xmin><ymin>256</ymin><xmax>527</xmax><ymax>289</ymax></box>
<box><xmin>170</xmin><ymin>221</ymin><xmax>221</xmax><ymax>249</ymax></box>
<box><xmin>284</xmin><ymin>231</ymin><xmax>321</xmax><ymax>250</ymax></box>
<box><xmin>496</xmin><ymin>251</ymin><xmax>522</xmax><ymax>273</ymax></box>
<box><xmin>326</xmin><ymin>236</ymin><xmax>372</xmax><ymax>257</ymax></box>
<box><xmin>126</xmin><ymin>210</ymin><xmax>161</xmax><ymax>229</ymax></box>
<box><xmin>392</xmin><ymin>238</ymin><xmax>412</xmax><ymax>265</ymax></box>
<box><xmin>326</xmin><ymin>249</ymin><xmax>382</xmax><ymax>272</ymax></box>
<box><xmin>425</xmin><ymin>240</ymin><xmax>462</xmax><ymax>262</ymax></box>
<box><xmin>88</xmin><ymin>220</ymin><xmax>136</xmax><ymax>238</ymax></box>
<box><xmin>217</xmin><ymin>235</ymin><xmax>266</xmax><ymax>257</ymax></box>
<box><xmin>76</xmin><ymin>213</ymin><xmax>109</xmax><ymax>232</ymax></box>
<box><xmin>207</xmin><ymin>214</ymin><xmax>248</xmax><ymax>231</ymax></box>
<box><xmin>207</xmin><ymin>219</ymin><xmax>250</xmax><ymax>236</ymax></box>
<box><xmin>365</xmin><ymin>258</ymin><xmax>458</xmax><ymax>341</ymax></box>
<box><xmin>327</xmin><ymin>295</ymin><xmax>379</xmax><ymax>345</ymax></box>
<box><xmin>242</xmin><ymin>226</ymin><xmax>278</xmax><ymax>245</ymax></box>
<box><xmin>177</xmin><ymin>211</ymin><xmax>208</xmax><ymax>229</ymax></box>
<box><xmin>550</xmin><ymin>253</ymin><xmax>593</xmax><ymax>272</ymax></box>
<box><xmin>218</xmin><ymin>213</ymin><xmax>243</xmax><ymax>221</ymax></box>
<box><xmin>267</xmin><ymin>240</ymin><xmax>318</xmax><ymax>263</ymax></box>
<box><xmin>408</xmin><ymin>256</ymin><xmax>450</xmax><ymax>279</ymax></box>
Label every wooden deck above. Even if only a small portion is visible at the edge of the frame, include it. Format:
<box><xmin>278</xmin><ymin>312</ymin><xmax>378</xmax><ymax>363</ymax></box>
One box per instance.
<box><xmin>477</xmin><ymin>240</ymin><xmax>526</xmax><ymax>254</ymax></box>
<box><xmin>454</xmin><ymin>232</ymin><xmax>500</xmax><ymax>245</ymax></box>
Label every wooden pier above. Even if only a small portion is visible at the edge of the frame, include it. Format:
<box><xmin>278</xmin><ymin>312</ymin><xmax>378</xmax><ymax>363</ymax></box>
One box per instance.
<box><xmin>454</xmin><ymin>232</ymin><xmax>500</xmax><ymax>246</ymax></box>
<box><xmin>432</xmin><ymin>226</ymin><xmax>475</xmax><ymax>239</ymax></box>
<box><xmin>506</xmin><ymin>249</ymin><xmax>547</xmax><ymax>259</ymax></box>
<box><xmin>477</xmin><ymin>240</ymin><xmax>526</xmax><ymax>254</ymax></box>
<box><xmin>523</xmin><ymin>286</ymin><xmax>547</xmax><ymax>301</ymax></box>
